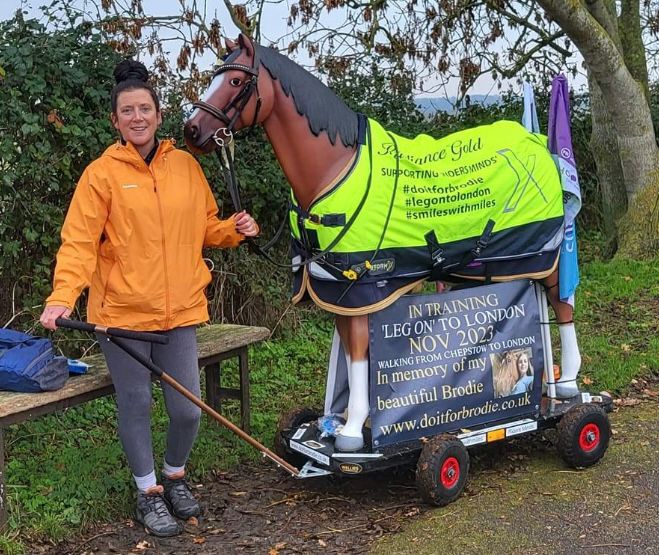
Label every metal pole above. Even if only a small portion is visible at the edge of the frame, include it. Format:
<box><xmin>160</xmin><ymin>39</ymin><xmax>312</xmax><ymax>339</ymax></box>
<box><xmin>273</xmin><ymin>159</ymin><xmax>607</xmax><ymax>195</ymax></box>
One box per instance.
<box><xmin>535</xmin><ymin>282</ymin><xmax>556</xmax><ymax>399</ymax></box>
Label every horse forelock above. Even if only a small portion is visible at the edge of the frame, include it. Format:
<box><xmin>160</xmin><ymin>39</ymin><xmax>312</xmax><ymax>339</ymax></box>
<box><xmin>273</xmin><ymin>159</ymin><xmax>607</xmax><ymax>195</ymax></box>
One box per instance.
<box><xmin>254</xmin><ymin>45</ymin><xmax>359</xmax><ymax>148</ymax></box>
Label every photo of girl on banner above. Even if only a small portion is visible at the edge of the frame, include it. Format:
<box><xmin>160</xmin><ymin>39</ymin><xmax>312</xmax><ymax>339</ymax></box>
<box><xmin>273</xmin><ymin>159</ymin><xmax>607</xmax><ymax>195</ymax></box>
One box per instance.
<box><xmin>491</xmin><ymin>348</ymin><xmax>535</xmax><ymax>398</ymax></box>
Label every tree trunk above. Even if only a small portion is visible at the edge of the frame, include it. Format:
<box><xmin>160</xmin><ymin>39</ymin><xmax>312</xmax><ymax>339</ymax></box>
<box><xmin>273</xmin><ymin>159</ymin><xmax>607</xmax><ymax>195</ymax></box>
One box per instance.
<box><xmin>617</xmin><ymin>178</ymin><xmax>659</xmax><ymax>258</ymax></box>
<box><xmin>619</xmin><ymin>0</ymin><xmax>650</xmax><ymax>100</ymax></box>
<box><xmin>536</xmin><ymin>0</ymin><xmax>659</xmax><ymax>254</ymax></box>
<box><xmin>587</xmin><ymin>74</ymin><xmax>627</xmax><ymax>244</ymax></box>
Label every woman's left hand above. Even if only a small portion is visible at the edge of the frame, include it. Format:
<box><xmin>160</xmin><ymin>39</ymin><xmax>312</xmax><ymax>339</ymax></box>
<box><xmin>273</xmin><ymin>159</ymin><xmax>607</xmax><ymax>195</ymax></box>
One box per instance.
<box><xmin>234</xmin><ymin>210</ymin><xmax>259</xmax><ymax>237</ymax></box>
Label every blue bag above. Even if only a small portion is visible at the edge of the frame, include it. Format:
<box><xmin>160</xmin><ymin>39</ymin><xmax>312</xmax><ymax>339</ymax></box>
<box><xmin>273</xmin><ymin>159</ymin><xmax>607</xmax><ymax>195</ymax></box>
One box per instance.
<box><xmin>0</xmin><ymin>328</ymin><xmax>69</xmax><ymax>393</ymax></box>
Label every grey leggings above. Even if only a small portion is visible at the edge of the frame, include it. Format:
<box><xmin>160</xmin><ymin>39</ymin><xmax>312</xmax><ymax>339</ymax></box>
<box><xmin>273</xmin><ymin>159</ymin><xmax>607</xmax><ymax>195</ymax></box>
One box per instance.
<box><xmin>98</xmin><ymin>326</ymin><xmax>201</xmax><ymax>477</ymax></box>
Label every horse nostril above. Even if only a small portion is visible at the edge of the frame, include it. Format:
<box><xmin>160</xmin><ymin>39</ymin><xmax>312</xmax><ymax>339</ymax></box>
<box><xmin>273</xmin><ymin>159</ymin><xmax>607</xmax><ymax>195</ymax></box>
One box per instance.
<box><xmin>184</xmin><ymin>123</ymin><xmax>199</xmax><ymax>141</ymax></box>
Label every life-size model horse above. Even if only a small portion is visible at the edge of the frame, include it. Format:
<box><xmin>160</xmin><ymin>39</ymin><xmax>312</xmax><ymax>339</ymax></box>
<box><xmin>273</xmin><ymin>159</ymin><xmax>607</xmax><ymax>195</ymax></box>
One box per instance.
<box><xmin>184</xmin><ymin>34</ymin><xmax>582</xmax><ymax>452</ymax></box>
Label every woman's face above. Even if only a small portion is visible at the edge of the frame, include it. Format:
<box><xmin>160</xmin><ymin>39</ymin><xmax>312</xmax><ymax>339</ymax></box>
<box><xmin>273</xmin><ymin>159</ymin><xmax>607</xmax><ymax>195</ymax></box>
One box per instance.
<box><xmin>111</xmin><ymin>88</ymin><xmax>161</xmax><ymax>156</ymax></box>
<box><xmin>517</xmin><ymin>353</ymin><xmax>529</xmax><ymax>377</ymax></box>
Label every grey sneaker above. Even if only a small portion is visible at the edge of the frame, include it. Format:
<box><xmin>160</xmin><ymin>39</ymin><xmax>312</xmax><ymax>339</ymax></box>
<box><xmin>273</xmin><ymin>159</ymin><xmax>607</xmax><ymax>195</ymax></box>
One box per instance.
<box><xmin>136</xmin><ymin>488</ymin><xmax>182</xmax><ymax>537</ymax></box>
<box><xmin>162</xmin><ymin>475</ymin><xmax>201</xmax><ymax>519</ymax></box>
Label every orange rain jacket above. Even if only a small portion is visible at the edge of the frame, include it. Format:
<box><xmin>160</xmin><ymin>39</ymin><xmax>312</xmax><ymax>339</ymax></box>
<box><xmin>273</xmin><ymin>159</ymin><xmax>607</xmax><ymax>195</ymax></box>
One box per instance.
<box><xmin>46</xmin><ymin>139</ymin><xmax>245</xmax><ymax>331</ymax></box>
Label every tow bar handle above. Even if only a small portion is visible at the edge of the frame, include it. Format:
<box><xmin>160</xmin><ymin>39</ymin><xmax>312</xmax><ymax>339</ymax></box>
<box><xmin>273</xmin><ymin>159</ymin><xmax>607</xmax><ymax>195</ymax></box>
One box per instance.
<box><xmin>55</xmin><ymin>318</ymin><xmax>169</xmax><ymax>345</ymax></box>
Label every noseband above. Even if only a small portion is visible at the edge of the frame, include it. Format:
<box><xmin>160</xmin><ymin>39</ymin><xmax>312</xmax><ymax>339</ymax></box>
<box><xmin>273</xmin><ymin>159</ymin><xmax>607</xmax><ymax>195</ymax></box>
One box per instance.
<box><xmin>192</xmin><ymin>59</ymin><xmax>262</xmax><ymax>146</ymax></box>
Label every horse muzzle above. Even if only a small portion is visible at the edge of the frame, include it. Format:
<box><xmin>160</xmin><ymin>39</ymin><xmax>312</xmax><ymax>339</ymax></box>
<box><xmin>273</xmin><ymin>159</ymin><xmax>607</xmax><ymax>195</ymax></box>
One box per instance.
<box><xmin>183</xmin><ymin>121</ymin><xmax>219</xmax><ymax>154</ymax></box>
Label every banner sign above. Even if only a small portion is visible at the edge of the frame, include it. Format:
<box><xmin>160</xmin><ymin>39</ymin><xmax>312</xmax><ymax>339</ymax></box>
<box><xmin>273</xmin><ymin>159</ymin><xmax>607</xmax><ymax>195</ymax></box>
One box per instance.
<box><xmin>369</xmin><ymin>280</ymin><xmax>543</xmax><ymax>449</ymax></box>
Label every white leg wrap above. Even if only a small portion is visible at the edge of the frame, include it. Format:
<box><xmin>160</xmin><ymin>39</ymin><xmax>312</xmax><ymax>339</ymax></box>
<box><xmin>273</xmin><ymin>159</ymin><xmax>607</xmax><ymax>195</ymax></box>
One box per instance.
<box><xmin>556</xmin><ymin>323</ymin><xmax>581</xmax><ymax>398</ymax></box>
<box><xmin>335</xmin><ymin>360</ymin><xmax>369</xmax><ymax>451</ymax></box>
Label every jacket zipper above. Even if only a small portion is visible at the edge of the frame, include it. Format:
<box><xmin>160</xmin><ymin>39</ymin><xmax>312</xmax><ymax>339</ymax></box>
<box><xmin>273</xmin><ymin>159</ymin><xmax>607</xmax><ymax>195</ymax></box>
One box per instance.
<box><xmin>153</xmin><ymin>173</ymin><xmax>171</xmax><ymax>329</ymax></box>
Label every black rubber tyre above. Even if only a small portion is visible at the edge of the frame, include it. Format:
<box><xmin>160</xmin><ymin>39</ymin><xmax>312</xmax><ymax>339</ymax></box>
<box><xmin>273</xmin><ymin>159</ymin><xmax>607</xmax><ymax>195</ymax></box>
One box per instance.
<box><xmin>273</xmin><ymin>407</ymin><xmax>320</xmax><ymax>467</ymax></box>
<box><xmin>556</xmin><ymin>404</ymin><xmax>611</xmax><ymax>468</ymax></box>
<box><xmin>416</xmin><ymin>434</ymin><xmax>469</xmax><ymax>506</ymax></box>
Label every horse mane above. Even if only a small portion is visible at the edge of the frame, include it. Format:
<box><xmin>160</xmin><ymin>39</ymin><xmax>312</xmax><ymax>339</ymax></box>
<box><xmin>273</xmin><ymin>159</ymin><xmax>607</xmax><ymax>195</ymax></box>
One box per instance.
<box><xmin>256</xmin><ymin>45</ymin><xmax>360</xmax><ymax>148</ymax></box>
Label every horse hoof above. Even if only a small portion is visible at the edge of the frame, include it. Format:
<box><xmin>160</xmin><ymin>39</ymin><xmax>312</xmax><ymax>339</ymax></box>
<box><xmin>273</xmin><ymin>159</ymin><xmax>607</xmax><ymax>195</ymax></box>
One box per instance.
<box><xmin>334</xmin><ymin>434</ymin><xmax>364</xmax><ymax>452</ymax></box>
<box><xmin>555</xmin><ymin>382</ymin><xmax>580</xmax><ymax>399</ymax></box>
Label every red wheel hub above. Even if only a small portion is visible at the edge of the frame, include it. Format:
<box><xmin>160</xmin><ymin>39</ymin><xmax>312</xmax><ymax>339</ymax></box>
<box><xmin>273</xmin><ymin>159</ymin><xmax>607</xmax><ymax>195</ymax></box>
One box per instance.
<box><xmin>579</xmin><ymin>423</ymin><xmax>600</xmax><ymax>452</ymax></box>
<box><xmin>440</xmin><ymin>456</ymin><xmax>460</xmax><ymax>488</ymax></box>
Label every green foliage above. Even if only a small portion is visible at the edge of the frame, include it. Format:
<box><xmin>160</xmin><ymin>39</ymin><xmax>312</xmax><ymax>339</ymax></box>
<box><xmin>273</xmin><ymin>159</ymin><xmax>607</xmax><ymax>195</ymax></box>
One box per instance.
<box><xmin>197</xmin><ymin>129</ymin><xmax>293</xmax><ymax>326</ymax></box>
<box><xmin>327</xmin><ymin>57</ymin><xmax>426</xmax><ymax>137</ymax></box>
<box><xmin>0</xmin><ymin>14</ymin><xmax>121</xmax><ymax>328</ymax></box>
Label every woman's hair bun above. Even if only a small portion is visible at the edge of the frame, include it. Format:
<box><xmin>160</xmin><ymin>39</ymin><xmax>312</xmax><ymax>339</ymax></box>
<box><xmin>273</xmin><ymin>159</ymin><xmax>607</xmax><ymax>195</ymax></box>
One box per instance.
<box><xmin>113</xmin><ymin>59</ymin><xmax>149</xmax><ymax>84</ymax></box>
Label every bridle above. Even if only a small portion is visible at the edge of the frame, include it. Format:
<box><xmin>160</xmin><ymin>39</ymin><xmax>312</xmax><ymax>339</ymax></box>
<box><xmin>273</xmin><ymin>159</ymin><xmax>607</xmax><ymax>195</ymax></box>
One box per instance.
<box><xmin>191</xmin><ymin>53</ymin><xmax>263</xmax><ymax>147</ymax></box>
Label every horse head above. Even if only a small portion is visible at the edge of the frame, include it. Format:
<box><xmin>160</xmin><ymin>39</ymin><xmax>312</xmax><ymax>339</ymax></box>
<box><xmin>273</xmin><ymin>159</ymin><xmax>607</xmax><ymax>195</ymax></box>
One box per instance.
<box><xmin>184</xmin><ymin>33</ymin><xmax>273</xmax><ymax>154</ymax></box>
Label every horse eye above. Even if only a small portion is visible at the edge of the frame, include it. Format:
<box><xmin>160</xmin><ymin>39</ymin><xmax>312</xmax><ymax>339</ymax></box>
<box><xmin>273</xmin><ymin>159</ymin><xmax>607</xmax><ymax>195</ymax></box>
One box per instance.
<box><xmin>230</xmin><ymin>77</ymin><xmax>242</xmax><ymax>86</ymax></box>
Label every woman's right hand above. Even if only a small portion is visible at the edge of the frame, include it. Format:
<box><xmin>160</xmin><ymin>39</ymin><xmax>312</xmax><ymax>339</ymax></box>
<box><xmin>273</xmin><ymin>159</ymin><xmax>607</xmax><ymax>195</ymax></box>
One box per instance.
<box><xmin>40</xmin><ymin>306</ymin><xmax>72</xmax><ymax>331</ymax></box>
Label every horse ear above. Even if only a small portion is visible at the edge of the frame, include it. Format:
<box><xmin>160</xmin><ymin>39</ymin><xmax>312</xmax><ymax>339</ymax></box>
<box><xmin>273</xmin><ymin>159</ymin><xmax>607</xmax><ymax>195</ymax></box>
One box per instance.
<box><xmin>225</xmin><ymin>37</ymin><xmax>238</xmax><ymax>53</ymax></box>
<box><xmin>237</xmin><ymin>33</ymin><xmax>255</xmax><ymax>57</ymax></box>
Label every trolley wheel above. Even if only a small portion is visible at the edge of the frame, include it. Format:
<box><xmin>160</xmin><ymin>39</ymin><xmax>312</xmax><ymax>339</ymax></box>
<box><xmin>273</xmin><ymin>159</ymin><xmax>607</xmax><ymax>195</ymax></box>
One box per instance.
<box><xmin>273</xmin><ymin>407</ymin><xmax>320</xmax><ymax>467</ymax></box>
<box><xmin>416</xmin><ymin>434</ymin><xmax>469</xmax><ymax>506</ymax></box>
<box><xmin>556</xmin><ymin>403</ymin><xmax>611</xmax><ymax>468</ymax></box>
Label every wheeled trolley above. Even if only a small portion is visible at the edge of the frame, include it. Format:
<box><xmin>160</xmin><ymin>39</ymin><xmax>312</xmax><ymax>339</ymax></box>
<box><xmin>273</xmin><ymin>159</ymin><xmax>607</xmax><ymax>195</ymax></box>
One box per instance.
<box><xmin>275</xmin><ymin>280</ymin><xmax>612</xmax><ymax>505</ymax></box>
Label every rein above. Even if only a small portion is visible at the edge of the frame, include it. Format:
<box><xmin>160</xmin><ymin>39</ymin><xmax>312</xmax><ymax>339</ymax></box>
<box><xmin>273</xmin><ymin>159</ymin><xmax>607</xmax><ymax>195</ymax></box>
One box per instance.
<box><xmin>191</xmin><ymin>51</ymin><xmax>399</xmax><ymax>280</ymax></box>
<box><xmin>192</xmin><ymin>54</ymin><xmax>281</xmax><ymax>259</ymax></box>
<box><xmin>211</xmin><ymin>117</ymin><xmax>401</xmax><ymax>286</ymax></box>
<box><xmin>214</xmin><ymin>123</ymin><xmax>380</xmax><ymax>272</ymax></box>
<box><xmin>214</xmin><ymin>142</ymin><xmax>288</xmax><ymax>263</ymax></box>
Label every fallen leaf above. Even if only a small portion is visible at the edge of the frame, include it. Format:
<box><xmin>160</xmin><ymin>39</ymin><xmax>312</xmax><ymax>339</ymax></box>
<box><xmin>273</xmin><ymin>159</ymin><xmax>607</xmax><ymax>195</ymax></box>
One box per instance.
<box><xmin>318</xmin><ymin>538</ymin><xmax>327</xmax><ymax>547</ymax></box>
<box><xmin>187</xmin><ymin>516</ymin><xmax>199</xmax><ymax>526</ymax></box>
<box><xmin>621</xmin><ymin>343</ymin><xmax>631</xmax><ymax>352</ymax></box>
<box><xmin>193</xmin><ymin>536</ymin><xmax>206</xmax><ymax>544</ymax></box>
<box><xmin>229</xmin><ymin>491</ymin><xmax>248</xmax><ymax>497</ymax></box>
<box><xmin>582</xmin><ymin>376</ymin><xmax>593</xmax><ymax>385</ymax></box>
<box><xmin>268</xmin><ymin>549</ymin><xmax>279</xmax><ymax>555</ymax></box>
<box><xmin>132</xmin><ymin>540</ymin><xmax>150</xmax><ymax>552</ymax></box>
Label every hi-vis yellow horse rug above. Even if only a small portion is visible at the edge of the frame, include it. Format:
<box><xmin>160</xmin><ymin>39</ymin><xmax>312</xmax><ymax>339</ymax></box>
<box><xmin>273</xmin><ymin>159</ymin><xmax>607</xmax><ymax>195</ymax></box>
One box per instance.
<box><xmin>290</xmin><ymin>118</ymin><xmax>564</xmax><ymax>315</ymax></box>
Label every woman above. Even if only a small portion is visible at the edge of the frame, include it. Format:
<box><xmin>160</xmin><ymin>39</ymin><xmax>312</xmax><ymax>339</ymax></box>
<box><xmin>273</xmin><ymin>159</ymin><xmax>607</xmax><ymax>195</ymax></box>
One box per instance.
<box><xmin>40</xmin><ymin>60</ymin><xmax>259</xmax><ymax>537</ymax></box>
<box><xmin>511</xmin><ymin>351</ymin><xmax>534</xmax><ymax>395</ymax></box>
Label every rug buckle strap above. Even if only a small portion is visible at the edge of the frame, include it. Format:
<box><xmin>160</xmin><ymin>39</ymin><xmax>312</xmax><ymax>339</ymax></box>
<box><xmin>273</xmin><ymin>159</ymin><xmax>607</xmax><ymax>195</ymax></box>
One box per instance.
<box><xmin>449</xmin><ymin>219</ymin><xmax>497</xmax><ymax>273</ymax></box>
<box><xmin>425</xmin><ymin>230</ymin><xmax>446</xmax><ymax>280</ymax></box>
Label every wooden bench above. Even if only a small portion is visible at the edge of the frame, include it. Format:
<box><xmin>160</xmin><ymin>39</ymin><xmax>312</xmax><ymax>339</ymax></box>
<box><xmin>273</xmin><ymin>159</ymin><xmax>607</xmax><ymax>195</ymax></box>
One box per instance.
<box><xmin>0</xmin><ymin>323</ymin><xmax>270</xmax><ymax>528</ymax></box>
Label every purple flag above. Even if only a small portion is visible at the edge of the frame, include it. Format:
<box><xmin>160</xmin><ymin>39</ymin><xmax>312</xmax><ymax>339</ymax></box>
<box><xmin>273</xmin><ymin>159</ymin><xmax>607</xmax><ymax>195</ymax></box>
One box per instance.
<box><xmin>548</xmin><ymin>75</ymin><xmax>581</xmax><ymax>306</ymax></box>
